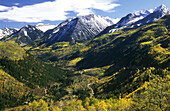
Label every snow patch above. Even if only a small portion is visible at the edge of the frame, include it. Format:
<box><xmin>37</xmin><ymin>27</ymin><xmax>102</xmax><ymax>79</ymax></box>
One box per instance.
<box><xmin>127</xmin><ymin>16</ymin><xmax>144</xmax><ymax>24</ymax></box>
<box><xmin>23</xmin><ymin>30</ymin><xmax>28</xmax><ymax>36</ymax></box>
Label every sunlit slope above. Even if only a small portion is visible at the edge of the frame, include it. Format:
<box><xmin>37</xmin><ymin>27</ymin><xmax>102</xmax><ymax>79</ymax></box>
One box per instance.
<box><xmin>77</xmin><ymin>15</ymin><xmax>170</xmax><ymax>70</ymax></box>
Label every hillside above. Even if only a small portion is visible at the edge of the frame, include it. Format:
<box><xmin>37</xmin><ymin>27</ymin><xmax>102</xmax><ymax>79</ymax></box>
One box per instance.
<box><xmin>0</xmin><ymin>69</ymin><xmax>31</xmax><ymax>109</ymax></box>
<box><xmin>73</xmin><ymin>15</ymin><xmax>170</xmax><ymax>99</ymax></box>
<box><xmin>0</xmin><ymin>41</ymin><xmax>25</xmax><ymax>60</ymax></box>
<box><xmin>77</xmin><ymin>15</ymin><xmax>170</xmax><ymax>69</ymax></box>
<box><xmin>0</xmin><ymin>41</ymin><xmax>74</xmax><ymax>109</ymax></box>
<box><xmin>29</xmin><ymin>15</ymin><xmax>170</xmax><ymax>70</ymax></box>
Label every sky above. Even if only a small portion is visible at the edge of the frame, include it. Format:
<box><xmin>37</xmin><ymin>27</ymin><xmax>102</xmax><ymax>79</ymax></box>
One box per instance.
<box><xmin>0</xmin><ymin>0</ymin><xmax>169</xmax><ymax>29</ymax></box>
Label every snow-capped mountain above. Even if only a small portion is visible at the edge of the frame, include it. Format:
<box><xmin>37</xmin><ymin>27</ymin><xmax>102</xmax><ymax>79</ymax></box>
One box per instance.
<box><xmin>43</xmin><ymin>14</ymin><xmax>119</xmax><ymax>46</ymax></box>
<box><xmin>36</xmin><ymin>23</ymin><xmax>56</xmax><ymax>32</ymax></box>
<box><xmin>117</xmin><ymin>10</ymin><xmax>151</xmax><ymax>27</ymax></box>
<box><xmin>2</xmin><ymin>4</ymin><xmax>169</xmax><ymax>46</ymax></box>
<box><xmin>153</xmin><ymin>4</ymin><xmax>169</xmax><ymax>13</ymax></box>
<box><xmin>107</xmin><ymin>10</ymin><xmax>151</xmax><ymax>33</ymax></box>
<box><xmin>97</xmin><ymin>4</ymin><xmax>170</xmax><ymax>36</ymax></box>
<box><xmin>5</xmin><ymin>25</ymin><xmax>44</xmax><ymax>46</ymax></box>
<box><xmin>0</xmin><ymin>28</ymin><xmax>18</xmax><ymax>39</ymax></box>
<box><xmin>134</xmin><ymin>4</ymin><xmax>170</xmax><ymax>26</ymax></box>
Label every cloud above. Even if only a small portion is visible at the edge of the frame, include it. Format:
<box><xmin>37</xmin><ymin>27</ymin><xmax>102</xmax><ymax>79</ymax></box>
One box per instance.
<box><xmin>0</xmin><ymin>0</ymin><xmax>120</xmax><ymax>22</ymax></box>
<box><xmin>0</xmin><ymin>5</ymin><xmax>11</xmax><ymax>11</ymax></box>
<box><xmin>14</xmin><ymin>3</ymin><xmax>20</xmax><ymax>6</ymax></box>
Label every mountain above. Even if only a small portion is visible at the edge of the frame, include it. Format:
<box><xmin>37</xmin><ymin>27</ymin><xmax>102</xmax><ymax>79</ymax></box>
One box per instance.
<box><xmin>43</xmin><ymin>14</ymin><xmax>119</xmax><ymax>46</ymax></box>
<box><xmin>2</xmin><ymin>15</ymin><xmax>118</xmax><ymax>47</ymax></box>
<box><xmin>35</xmin><ymin>23</ymin><xmax>56</xmax><ymax>32</ymax></box>
<box><xmin>4</xmin><ymin>25</ymin><xmax>44</xmax><ymax>46</ymax></box>
<box><xmin>134</xmin><ymin>4</ymin><xmax>170</xmax><ymax>26</ymax></box>
<box><xmin>117</xmin><ymin>10</ymin><xmax>151</xmax><ymax>27</ymax></box>
<box><xmin>72</xmin><ymin>15</ymin><xmax>170</xmax><ymax>99</ymax></box>
<box><xmin>0</xmin><ymin>27</ymin><xmax>18</xmax><ymax>39</ymax></box>
<box><xmin>97</xmin><ymin>4</ymin><xmax>170</xmax><ymax>36</ymax></box>
<box><xmin>77</xmin><ymin>15</ymin><xmax>170</xmax><ymax>70</ymax></box>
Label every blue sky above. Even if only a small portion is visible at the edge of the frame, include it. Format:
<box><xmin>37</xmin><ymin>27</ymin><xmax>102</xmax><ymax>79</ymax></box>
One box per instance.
<box><xmin>0</xmin><ymin>0</ymin><xmax>169</xmax><ymax>29</ymax></box>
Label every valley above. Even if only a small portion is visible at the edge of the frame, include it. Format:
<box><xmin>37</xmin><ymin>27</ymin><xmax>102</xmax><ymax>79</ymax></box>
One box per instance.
<box><xmin>0</xmin><ymin>4</ymin><xmax>169</xmax><ymax>111</ymax></box>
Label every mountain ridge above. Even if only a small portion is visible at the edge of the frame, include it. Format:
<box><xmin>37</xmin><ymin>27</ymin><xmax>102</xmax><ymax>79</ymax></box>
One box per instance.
<box><xmin>97</xmin><ymin>4</ymin><xmax>170</xmax><ymax>37</ymax></box>
<box><xmin>4</xmin><ymin>25</ymin><xmax>44</xmax><ymax>46</ymax></box>
<box><xmin>1</xmin><ymin>5</ymin><xmax>169</xmax><ymax>46</ymax></box>
<box><xmin>42</xmin><ymin>14</ymin><xmax>119</xmax><ymax>46</ymax></box>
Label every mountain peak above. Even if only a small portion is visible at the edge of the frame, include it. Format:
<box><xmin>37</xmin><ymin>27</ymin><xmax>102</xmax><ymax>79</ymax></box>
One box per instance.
<box><xmin>80</xmin><ymin>14</ymin><xmax>118</xmax><ymax>25</ymax></box>
<box><xmin>24</xmin><ymin>25</ymin><xmax>33</xmax><ymax>29</ymax></box>
<box><xmin>3</xmin><ymin>24</ymin><xmax>44</xmax><ymax>46</ymax></box>
<box><xmin>82</xmin><ymin>14</ymin><xmax>95</xmax><ymax>18</ymax></box>
<box><xmin>133</xmin><ymin>10</ymin><xmax>150</xmax><ymax>16</ymax></box>
<box><xmin>154</xmin><ymin>4</ymin><xmax>168</xmax><ymax>12</ymax></box>
<box><xmin>43</xmin><ymin>14</ymin><xmax>118</xmax><ymax>45</ymax></box>
<box><xmin>116</xmin><ymin>9</ymin><xmax>151</xmax><ymax>27</ymax></box>
<box><xmin>0</xmin><ymin>27</ymin><xmax>17</xmax><ymax>39</ymax></box>
<box><xmin>25</xmin><ymin>25</ymin><xmax>29</xmax><ymax>27</ymax></box>
<box><xmin>80</xmin><ymin>14</ymin><xmax>100</xmax><ymax>21</ymax></box>
<box><xmin>3</xmin><ymin>27</ymin><xmax>10</xmax><ymax>30</ymax></box>
<box><xmin>159</xmin><ymin>4</ymin><xmax>167</xmax><ymax>8</ymax></box>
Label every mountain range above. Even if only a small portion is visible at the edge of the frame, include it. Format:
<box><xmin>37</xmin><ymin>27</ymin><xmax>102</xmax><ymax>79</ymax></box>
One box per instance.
<box><xmin>97</xmin><ymin>4</ymin><xmax>170</xmax><ymax>36</ymax></box>
<box><xmin>4</xmin><ymin>25</ymin><xmax>44</xmax><ymax>46</ymax></box>
<box><xmin>1</xmin><ymin>5</ymin><xmax>169</xmax><ymax>47</ymax></box>
<box><xmin>2</xmin><ymin>14</ymin><xmax>118</xmax><ymax>46</ymax></box>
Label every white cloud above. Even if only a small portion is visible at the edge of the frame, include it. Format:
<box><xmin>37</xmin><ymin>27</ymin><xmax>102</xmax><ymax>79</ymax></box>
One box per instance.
<box><xmin>14</xmin><ymin>3</ymin><xmax>20</xmax><ymax>6</ymax></box>
<box><xmin>0</xmin><ymin>5</ymin><xmax>11</xmax><ymax>11</ymax></box>
<box><xmin>0</xmin><ymin>0</ymin><xmax>120</xmax><ymax>22</ymax></box>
